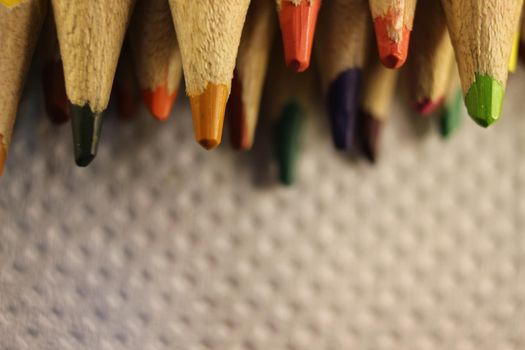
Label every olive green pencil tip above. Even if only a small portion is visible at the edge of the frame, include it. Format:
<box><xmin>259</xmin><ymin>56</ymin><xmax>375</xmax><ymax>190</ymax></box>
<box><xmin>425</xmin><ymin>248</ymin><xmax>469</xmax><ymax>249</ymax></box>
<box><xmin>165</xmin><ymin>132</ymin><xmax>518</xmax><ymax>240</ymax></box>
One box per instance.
<box><xmin>70</xmin><ymin>104</ymin><xmax>104</xmax><ymax>167</ymax></box>
<box><xmin>274</xmin><ymin>101</ymin><xmax>303</xmax><ymax>186</ymax></box>
<box><xmin>464</xmin><ymin>73</ymin><xmax>504</xmax><ymax>128</ymax></box>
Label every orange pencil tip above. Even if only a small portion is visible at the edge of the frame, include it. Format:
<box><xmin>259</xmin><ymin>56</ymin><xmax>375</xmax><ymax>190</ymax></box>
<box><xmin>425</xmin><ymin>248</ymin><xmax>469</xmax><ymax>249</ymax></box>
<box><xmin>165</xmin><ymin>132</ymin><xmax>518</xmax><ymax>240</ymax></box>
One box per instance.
<box><xmin>374</xmin><ymin>17</ymin><xmax>411</xmax><ymax>69</ymax></box>
<box><xmin>142</xmin><ymin>84</ymin><xmax>178</xmax><ymax>121</ymax></box>
<box><xmin>278</xmin><ymin>0</ymin><xmax>321</xmax><ymax>72</ymax></box>
<box><xmin>189</xmin><ymin>83</ymin><xmax>229</xmax><ymax>150</ymax></box>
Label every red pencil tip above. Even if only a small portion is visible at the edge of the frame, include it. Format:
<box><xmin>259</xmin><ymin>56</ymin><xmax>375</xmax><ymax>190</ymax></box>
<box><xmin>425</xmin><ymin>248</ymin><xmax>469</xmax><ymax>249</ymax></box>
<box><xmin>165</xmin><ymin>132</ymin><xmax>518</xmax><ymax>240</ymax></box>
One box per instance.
<box><xmin>373</xmin><ymin>17</ymin><xmax>410</xmax><ymax>69</ymax></box>
<box><xmin>414</xmin><ymin>97</ymin><xmax>445</xmax><ymax>116</ymax></box>
<box><xmin>142</xmin><ymin>84</ymin><xmax>177</xmax><ymax>121</ymax></box>
<box><xmin>279</xmin><ymin>0</ymin><xmax>320</xmax><ymax>72</ymax></box>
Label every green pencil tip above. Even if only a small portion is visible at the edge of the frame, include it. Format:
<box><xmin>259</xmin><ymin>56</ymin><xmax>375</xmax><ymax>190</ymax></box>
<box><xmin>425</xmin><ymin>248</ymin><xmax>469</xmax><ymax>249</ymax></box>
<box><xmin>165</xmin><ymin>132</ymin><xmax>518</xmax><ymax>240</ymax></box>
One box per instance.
<box><xmin>464</xmin><ymin>73</ymin><xmax>504</xmax><ymax>127</ymax></box>
<box><xmin>70</xmin><ymin>104</ymin><xmax>104</xmax><ymax>167</ymax></box>
<box><xmin>273</xmin><ymin>101</ymin><xmax>303</xmax><ymax>186</ymax></box>
<box><xmin>440</xmin><ymin>89</ymin><xmax>463</xmax><ymax>138</ymax></box>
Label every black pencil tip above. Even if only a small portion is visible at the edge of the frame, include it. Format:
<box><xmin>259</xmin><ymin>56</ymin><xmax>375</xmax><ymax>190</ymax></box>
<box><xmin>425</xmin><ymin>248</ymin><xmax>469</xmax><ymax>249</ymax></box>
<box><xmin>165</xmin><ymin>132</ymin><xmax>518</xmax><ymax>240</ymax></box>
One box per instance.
<box><xmin>70</xmin><ymin>104</ymin><xmax>104</xmax><ymax>167</ymax></box>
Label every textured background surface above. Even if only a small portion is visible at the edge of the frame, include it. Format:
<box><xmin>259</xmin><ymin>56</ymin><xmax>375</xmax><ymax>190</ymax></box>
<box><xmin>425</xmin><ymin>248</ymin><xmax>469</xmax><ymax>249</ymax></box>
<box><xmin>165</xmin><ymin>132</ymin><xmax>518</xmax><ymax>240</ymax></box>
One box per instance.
<box><xmin>0</xmin><ymin>65</ymin><xmax>524</xmax><ymax>350</ymax></box>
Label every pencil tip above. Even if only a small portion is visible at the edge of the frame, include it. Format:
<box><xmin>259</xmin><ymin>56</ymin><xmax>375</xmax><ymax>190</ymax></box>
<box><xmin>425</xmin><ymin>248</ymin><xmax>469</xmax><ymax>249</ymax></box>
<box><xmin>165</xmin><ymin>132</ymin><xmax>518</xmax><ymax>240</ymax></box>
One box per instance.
<box><xmin>373</xmin><ymin>18</ymin><xmax>410</xmax><ymax>69</ymax></box>
<box><xmin>0</xmin><ymin>136</ymin><xmax>6</xmax><ymax>176</ymax></box>
<box><xmin>274</xmin><ymin>101</ymin><xmax>303</xmax><ymax>186</ymax></box>
<box><xmin>142</xmin><ymin>84</ymin><xmax>177</xmax><ymax>121</ymax></box>
<box><xmin>327</xmin><ymin>69</ymin><xmax>361</xmax><ymax>150</ymax></box>
<box><xmin>440</xmin><ymin>90</ymin><xmax>464</xmax><ymax>138</ymax></box>
<box><xmin>359</xmin><ymin>110</ymin><xmax>382</xmax><ymax>163</ymax></box>
<box><xmin>70</xmin><ymin>104</ymin><xmax>104</xmax><ymax>167</ymax></box>
<box><xmin>415</xmin><ymin>97</ymin><xmax>445</xmax><ymax>116</ymax></box>
<box><xmin>189</xmin><ymin>83</ymin><xmax>229</xmax><ymax>150</ymax></box>
<box><xmin>279</xmin><ymin>0</ymin><xmax>320</xmax><ymax>72</ymax></box>
<box><xmin>228</xmin><ymin>72</ymin><xmax>253</xmax><ymax>150</ymax></box>
<box><xmin>465</xmin><ymin>73</ymin><xmax>504</xmax><ymax>127</ymax></box>
<box><xmin>198</xmin><ymin>139</ymin><xmax>220</xmax><ymax>150</ymax></box>
<box><xmin>42</xmin><ymin>61</ymin><xmax>69</xmax><ymax>125</ymax></box>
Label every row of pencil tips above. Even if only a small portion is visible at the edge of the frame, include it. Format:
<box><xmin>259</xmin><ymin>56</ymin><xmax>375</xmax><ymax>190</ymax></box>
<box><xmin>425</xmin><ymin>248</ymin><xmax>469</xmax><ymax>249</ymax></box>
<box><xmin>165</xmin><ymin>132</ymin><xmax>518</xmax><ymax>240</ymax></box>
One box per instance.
<box><xmin>1</xmin><ymin>0</ymin><xmax>523</xmax><ymax>184</ymax></box>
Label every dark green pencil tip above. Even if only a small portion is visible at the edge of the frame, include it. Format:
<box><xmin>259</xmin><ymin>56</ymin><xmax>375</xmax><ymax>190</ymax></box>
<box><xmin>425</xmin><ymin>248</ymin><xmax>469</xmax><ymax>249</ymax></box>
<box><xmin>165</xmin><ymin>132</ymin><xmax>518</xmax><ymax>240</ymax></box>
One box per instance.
<box><xmin>273</xmin><ymin>101</ymin><xmax>303</xmax><ymax>186</ymax></box>
<box><xmin>70</xmin><ymin>104</ymin><xmax>104</xmax><ymax>167</ymax></box>
<box><xmin>464</xmin><ymin>73</ymin><xmax>504</xmax><ymax>127</ymax></box>
<box><xmin>440</xmin><ymin>89</ymin><xmax>463</xmax><ymax>138</ymax></box>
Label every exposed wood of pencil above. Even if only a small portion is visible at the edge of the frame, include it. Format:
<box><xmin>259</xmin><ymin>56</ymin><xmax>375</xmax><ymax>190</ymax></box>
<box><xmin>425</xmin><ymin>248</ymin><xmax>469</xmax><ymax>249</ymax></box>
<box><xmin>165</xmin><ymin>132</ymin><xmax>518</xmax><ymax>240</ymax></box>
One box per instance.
<box><xmin>368</xmin><ymin>0</ymin><xmax>417</xmax><ymax>68</ymax></box>
<box><xmin>129</xmin><ymin>0</ymin><xmax>182</xmax><ymax>121</ymax></box>
<box><xmin>407</xmin><ymin>1</ymin><xmax>454</xmax><ymax>115</ymax></box>
<box><xmin>441</xmin><ymin>0</ymin><xmax>523</xmax><ymax>127</ymax></box>
<box><xmin>228</xmin><ymin>0</ymin><xmax>275</xmax><ymax>150</ymax></box>
<box><xmin>51</xmin><ymin>0</ymin><xmax>135</xmax><ymax>112</ymax></box>
<box><xmin>316</xmin><ymin>0</ymin><xmax>370</xmax><ymax>149</ymax></box>
<box><xmin>0</xmin><ymin>0</ymin><xmax>47</xmax><ymax>175</ymax></box>
<box><xmin>169</xmin><ymin>0</ymin><xmax>250</xmax><ymax>150</ymax></box>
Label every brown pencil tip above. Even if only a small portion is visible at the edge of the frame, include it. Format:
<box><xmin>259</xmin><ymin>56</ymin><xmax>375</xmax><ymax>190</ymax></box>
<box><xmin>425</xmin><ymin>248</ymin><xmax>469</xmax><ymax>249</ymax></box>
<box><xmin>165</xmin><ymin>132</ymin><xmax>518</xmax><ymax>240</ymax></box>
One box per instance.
<box><xmin>0</xmin><ymin>136</ymin><xmax>6</xmax><ymax>176</ymax></box>
<box><xmin>189</xmin><ymin>83</ymin><xmax>229</xmax><ymax>150</ymax></box>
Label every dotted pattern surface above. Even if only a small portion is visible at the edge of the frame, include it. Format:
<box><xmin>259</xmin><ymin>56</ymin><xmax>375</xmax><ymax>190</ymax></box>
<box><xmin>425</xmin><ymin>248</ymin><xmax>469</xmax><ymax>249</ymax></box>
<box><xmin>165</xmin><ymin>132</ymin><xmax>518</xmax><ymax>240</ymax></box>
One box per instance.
<box><xmin>0</xmin><ymin>67</ymin><xmax>524</xmax><ymax>350</ymax></box>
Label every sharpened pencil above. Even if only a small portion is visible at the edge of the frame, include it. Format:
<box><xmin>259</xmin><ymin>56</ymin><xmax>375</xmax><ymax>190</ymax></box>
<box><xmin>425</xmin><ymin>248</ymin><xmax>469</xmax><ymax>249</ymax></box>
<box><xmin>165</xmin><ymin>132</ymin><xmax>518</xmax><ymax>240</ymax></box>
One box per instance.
<box><xmin>265</xmin><ymin>42</ymin><xmax>315</xmax><ymax>185</ymax></box>
<box><xmin>316</xmin><ymin>0</ymin><xmax>370</xmax><ymax>150</ymax></box>
<box><xmin>227</xmin><ymin>0</ymin><xmax>275</xmax><ymax>150</ymax></box>
<box><xmin>51</xmin><ymin>0</ymin><xmax>135</xmax><ymax>166</ymax></box>
<box><xmin>275</xmin><ymin>0</ymin><xmax>321</xmax><ymax>72</ymax></box>
<box><xmin>0</xmin><ymin>0</ymin><xmax>47</xmax><ymax>175</ymax></box>
<box><xmin>358</xmin><ymin>52</ymin><xmax>398</xmax><ymax>163</ymax></box>
<box><xmin>368</xmin><ymin>0</ymin><xmax>417</xmax><ymax>69</ymax></box>
<box><xmin>169</xmin><ymin>0</ymin><xmax>250</xmax><ymax>150</ymax></box>
<box><xmin>129</xmin><ymin>0</ymin><xmax>181</xmax><ymax>121</ymax></box>
<box><xmin>440</xmin><ymin>72</ymin><xmax>463</xmax><ymax>139</ymax></box>
<box><xmin>407</xmin><ymin>0</ymin><xmax>454</xmax><ymax>116</ymax></box>
<box><xmin>441</xmin><ymin>0</ymin><xmax>523</xmax><ymax>127</ymax></box>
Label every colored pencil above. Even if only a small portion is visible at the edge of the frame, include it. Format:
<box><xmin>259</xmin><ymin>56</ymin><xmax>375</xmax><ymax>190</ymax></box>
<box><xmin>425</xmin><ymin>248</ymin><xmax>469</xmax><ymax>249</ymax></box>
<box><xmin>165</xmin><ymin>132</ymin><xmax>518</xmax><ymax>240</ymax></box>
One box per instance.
<box><xmin>51</xmin><ymin>0</ymin><xmax>135</xmax><ymax>166</ymax></box>
<box><xmin>441</xmin><ymin>0</ymin><xmax>523</xmax><ymax>127</ymax></box>
<box><xmin>0</xmin><ymin>0</ymin><xmax>47</xmax><ymax>175</ymax></box>
<box><xmin>275</xmin><ymin>0</ymin><xmax>321</xmax><ymax>72</ymax></box>
<box><xmin>129</xmin><ymin>0</ymin><xmax>181</xmax><ymax>121</ymax></box>
<box><xmin>368</xmin><ymin>0</ymin><xmax>417</xmax><ymax>69</ymax></box>
<box><xmin>114</xmin><ymin>43</ymin><xmax>140</xmax><ymax>121</ymax></box>
<box><xmin>316</xmin><ymin>0</ymin><xmax>370</xmax><ymax>150</ymax></box>
<box><xmin>439</xmin><ymin>73</ymin><xmax>463</xmax><ymax>138</ymax></box>
<box><xmin>265</xmin><ymin>44</ymin><xmax>315</xmax><ymax>185</ymax></box>
<box><xmin>407</xmin><ymin>0</ymin><xmax>454</xmax><ymax>116</ymax></box>
<box><xmin>358</xmin><ymin>53</ymin><xmax>398</xmax><ymax>163</ymax></box>
<box><xmin>227</xmin><ymin>0</ymin><xmax>275</xmax><ymax>150</ymax></box>
<box><xmin>169</xmin><ymin>0</ymin><xmax>250</xmax><ymax>150</ymax></box>
<box><xmin>39</xmin><ymin>10</ymin><xmax>68</xmax><ymax>125</ymax></box>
